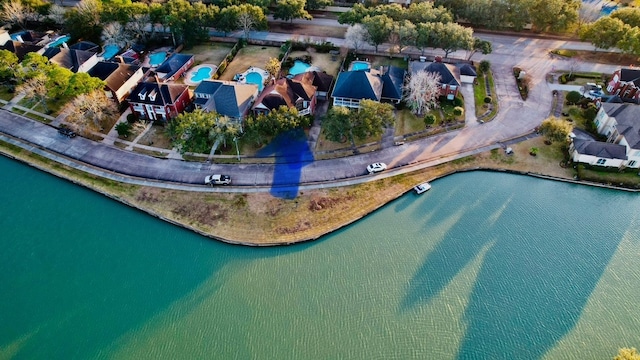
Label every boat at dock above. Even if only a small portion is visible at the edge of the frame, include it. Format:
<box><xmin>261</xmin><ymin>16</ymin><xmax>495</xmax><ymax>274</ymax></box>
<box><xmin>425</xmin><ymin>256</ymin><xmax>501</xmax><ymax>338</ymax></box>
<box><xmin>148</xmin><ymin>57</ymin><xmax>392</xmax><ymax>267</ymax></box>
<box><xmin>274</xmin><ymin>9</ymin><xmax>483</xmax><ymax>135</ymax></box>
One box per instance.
<box><xmin>414</xmin><ymin>182</ymin><xmax>431</xmax><ymax>194</ymax></box>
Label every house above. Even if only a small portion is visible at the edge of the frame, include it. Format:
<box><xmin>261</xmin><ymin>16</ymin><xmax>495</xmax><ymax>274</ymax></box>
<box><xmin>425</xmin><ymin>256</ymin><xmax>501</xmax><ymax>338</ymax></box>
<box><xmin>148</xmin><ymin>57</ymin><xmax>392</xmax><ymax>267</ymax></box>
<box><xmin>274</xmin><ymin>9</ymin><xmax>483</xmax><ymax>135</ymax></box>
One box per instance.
<box><xmin>0</xmin><ymin>40</ymin><xmax>43</xmax><ymax>61</ymax></box>
<box><xmin>410</xmin><ymin>59</ymin><xmax>460</xmax><ymax>100</ymax></box>
<box><xmin>572</xmin><ymin>102</ymin><xmax>640</xmax><ymax>169</ymax></box>
<box><xmin>252</xmin><ymin>77</ymin><xmax>317</xmax><ymax>116</ymax></box>
<box><xmin>69</xmin><ymin>41</ymin><xmax>100</xmax><ymax>53</ymax></box>
<box><xmin>154</xmin><ymin>53</ymin><xmax>194</xmax><ymax>82</ymax></box>
<box><xmin>42</xmin><ymin>47</ymin><xmax>99</xmax><ymax>73</ymax></box>
<box><xmin>331</xmin><ymin>65</ymin><xmax>405</xmax><ymax>108</ymax></box>
<box><xmin>293</xmin><ymin>71</ymin><xmax>334</xmax><ymax>100</ymax></box>
<box><xmin>88</xmin><ymin>61</ymin><xmax>146</xmax><ymax>103</ymax></box>
<box><xmin>570</xmin><ymin>138</ymin><xmax>627</xmax><ymax>168</ymax></box>
<box><xmin>126</xmin><ymin>81</ymin><xmax>191</xmax><ymax>122</ymax></box>
<box><xmin>606</xmin><ymin>68</ymin><xmax>640</xmax><ymax>101</ymax></box>
<box><xmin>193</xmin><ymin>80</ymin><xmax>258</xmax><ymax>121</ymax></box>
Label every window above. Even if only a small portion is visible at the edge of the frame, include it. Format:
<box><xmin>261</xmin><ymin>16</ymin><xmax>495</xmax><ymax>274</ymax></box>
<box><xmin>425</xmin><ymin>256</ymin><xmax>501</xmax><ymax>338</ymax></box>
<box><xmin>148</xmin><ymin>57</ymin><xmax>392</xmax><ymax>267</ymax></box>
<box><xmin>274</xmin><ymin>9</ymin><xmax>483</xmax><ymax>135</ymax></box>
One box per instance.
<box><xmin>596</xmin><ymin>158</ymin><xmax>606</xmax><ymax>165</ymax></box>
<box><xmin>629</xmin><ymin>160</ymin><xmax>637</xmax><ymax>167</ymax></box>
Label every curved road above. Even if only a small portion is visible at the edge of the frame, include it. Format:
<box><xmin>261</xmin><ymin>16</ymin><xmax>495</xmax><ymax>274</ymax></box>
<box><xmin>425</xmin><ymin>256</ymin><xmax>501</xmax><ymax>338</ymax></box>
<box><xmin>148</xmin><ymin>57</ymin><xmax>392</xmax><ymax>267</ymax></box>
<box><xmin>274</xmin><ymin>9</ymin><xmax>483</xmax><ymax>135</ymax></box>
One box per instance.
<box><xmin>0</xmin><ymin>32</ymin><xmax>620</xmax><ymax>191</ymax></box>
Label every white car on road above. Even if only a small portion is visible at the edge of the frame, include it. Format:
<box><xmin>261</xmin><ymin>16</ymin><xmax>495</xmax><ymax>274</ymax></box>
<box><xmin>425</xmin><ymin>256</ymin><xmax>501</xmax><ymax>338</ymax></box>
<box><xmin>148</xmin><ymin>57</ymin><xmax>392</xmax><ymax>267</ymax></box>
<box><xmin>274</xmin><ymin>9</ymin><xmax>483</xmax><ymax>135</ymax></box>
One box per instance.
<box><xmin>367</xmin><ymin>162</ymin><xmax>387</xmax><ymax>174</ymax></box>
<box><xmin>204</xmin><ymin>174</ymin><xmax>231</xmax><ymax>185</ymax></box>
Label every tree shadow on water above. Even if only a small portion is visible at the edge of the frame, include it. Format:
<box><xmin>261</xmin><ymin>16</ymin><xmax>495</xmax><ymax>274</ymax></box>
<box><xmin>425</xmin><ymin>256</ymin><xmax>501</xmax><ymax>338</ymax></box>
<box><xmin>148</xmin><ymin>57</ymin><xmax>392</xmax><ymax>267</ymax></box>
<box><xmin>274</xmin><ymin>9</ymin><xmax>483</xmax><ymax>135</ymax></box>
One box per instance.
<box><xmin>256</xmin><ymin>129</ymin><xmax>314</xmax><ymax>199</ymax></box>
<box><xmin>400</xmin><ymin>183</ymin><xmax>626</xmax><ymax>359</ymax></box>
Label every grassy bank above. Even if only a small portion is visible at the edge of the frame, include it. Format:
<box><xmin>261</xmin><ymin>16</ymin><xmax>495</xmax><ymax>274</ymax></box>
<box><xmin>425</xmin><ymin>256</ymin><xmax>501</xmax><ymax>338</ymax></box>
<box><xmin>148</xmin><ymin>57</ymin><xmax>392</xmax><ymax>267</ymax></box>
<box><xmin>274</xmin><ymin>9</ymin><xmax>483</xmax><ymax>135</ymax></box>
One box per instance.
<box><xmin>0</xmin><ymin>136</ymin><xmax>588</xmax><ymax>246</ymax></box>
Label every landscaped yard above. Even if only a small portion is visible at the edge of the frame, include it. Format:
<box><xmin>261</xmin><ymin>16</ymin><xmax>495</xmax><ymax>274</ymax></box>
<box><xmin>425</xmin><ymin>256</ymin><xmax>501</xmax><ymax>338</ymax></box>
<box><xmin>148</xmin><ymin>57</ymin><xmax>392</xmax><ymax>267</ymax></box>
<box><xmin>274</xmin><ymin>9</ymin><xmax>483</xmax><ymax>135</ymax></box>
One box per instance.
<box><xmin>189</xmin><ymin>42</ymin><xmax>235</xmax><ymax>66</ymax></box>
<box><xmin>287</xmin><ymin>50</ymin><xmax>342</xmax><ymax>77</ymax></box>
<box><xmin>218</xmin><ymin>45</ymin><xmax>281</xmax><ymax>81</ymax></box>
<box><xmin>137</xmin><ymin>124</ymin><xmax>173</xmax><ymax>149</ymax></box>
<box><xmin>474</xmin><ymin>70</ymin><xmax>498</xmax><ymax>120</ymax></box>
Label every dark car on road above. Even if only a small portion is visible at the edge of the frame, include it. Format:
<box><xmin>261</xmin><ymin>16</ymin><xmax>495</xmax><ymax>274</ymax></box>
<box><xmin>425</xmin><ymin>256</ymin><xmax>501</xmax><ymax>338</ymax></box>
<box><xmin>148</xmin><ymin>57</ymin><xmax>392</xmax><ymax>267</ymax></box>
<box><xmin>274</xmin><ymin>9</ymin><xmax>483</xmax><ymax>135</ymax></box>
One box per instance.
<box><xmin>58</xmin><ymin>127</ymin><xmax>77</xmax><ymax>138</ymax></box>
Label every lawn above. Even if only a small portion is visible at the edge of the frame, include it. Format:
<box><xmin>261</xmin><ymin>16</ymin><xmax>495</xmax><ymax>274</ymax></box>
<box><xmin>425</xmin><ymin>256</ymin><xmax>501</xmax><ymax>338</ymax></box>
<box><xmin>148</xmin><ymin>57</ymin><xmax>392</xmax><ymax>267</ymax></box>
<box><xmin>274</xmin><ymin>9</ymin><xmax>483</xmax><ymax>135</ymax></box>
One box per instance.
<box><xmin>395</xmin><ymin>108</ymin><xmax>426</xmax><ymax>135</ymax></box>
<box><xmin>189</xmin><ymin>42</ymin><xmax>235</xmax><ymax>66</ymax></box>
<box><xmin>369</xmin><ymin>55</ymin><xmax>408</xmax><ymax>70</ymax></box>
<box><xmin>218</xmin><ymin>45</ymin><xmax>281</xmax><ymax>81</ymax></box>
<box><xmin>137</xmin><ymin>124</ymin><xmax>173</xmax><ymax>149</ymax></box>
<box><xmin>0</xmin><ymin>87</ymin><xmax>14</xmax><ymax>101</ymax></box>
<box><xmin>474</xmin><ymin>70</ymin><xmax>498</xmax><ymax>120</ymax></box>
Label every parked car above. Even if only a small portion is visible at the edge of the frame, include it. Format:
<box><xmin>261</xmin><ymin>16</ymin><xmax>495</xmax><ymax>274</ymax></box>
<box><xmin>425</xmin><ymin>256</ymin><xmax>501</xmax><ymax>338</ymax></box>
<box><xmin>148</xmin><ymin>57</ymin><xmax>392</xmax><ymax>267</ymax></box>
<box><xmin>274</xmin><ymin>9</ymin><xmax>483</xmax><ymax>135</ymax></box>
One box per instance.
<box><xmin>58</xmin><ymin>127</ymin><xmax>76</xmax><ymax>138</ymax></box>
<box><xmin>367</xmin><ymin>162</ymin><xmax>387</xmax><ymax>174</ymax></box>
<box><xmin>204</xmin><ymin>174</ymin><xmax>231</xmax><ymax>185</ymax></box>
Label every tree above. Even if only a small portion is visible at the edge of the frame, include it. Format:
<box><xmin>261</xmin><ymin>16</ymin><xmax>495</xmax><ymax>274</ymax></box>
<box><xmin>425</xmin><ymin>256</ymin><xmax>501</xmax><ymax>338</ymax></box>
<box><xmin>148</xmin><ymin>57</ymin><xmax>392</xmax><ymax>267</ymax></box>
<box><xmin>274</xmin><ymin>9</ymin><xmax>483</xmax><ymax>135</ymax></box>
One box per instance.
<box><xmin>64</xmin><ymin>90</ymin><xmax>118</xmax><ymax>134</ymax></box>
<box><xmin>1</xmin><ymin>0</ymin><xmax>30</xmax><ymax>29</ymax></box>
<box><xmin>45</xmin><ymin>66</ymin><xmax>73</xmax><ymax>99</ymax></box>
<box><xmin>272</xmin><ymin>0</ymin><xmax>311</xmax><ymax>24</ymax></box>
<box><xmin>167</xmin><ymin>109</ymin><xmax>217</xmax><ymax>154</ymax></box>
<box><xmin>406</xmin><ymin>2</ymin><xmax>453</xmax><ymax>24</ymax></box>
<box><xmin>611</xmin><ymin>7</ymin><xmax>640</xmax><ymax>28</ymax></box>
<box><xmin>615</xmin><ymin>348</ymin><xmax>640</xmax><ymax>360</ymax></box>
<box><xmin>323</xmin><ymin>100</ymin><xmax>394</xmax><ymax>147</ymax></box>
<box><xmin>337</xmin><ymin>3</ymin><xmax>369</xmax><ymax>25</ymax></box>
<box><xmin>345</xmin><ymin>24</ymin><xmax>368</xmax><ymax>53</ymax></box>
<box><xmin>539</xmin><ymin>116</ymin><xmax>573</xmax><ymax>142</ymax></box>
<box><xmin>479</xmin><ymin>60</ymin><xmax>491</xmax><ymax>74</ymax></box>
<box><xmin>0</xmin><ymin>50</ymin><xmax>19</xmax><ymax>84</ymax></box>
<box><xmin>64</xmin><ymin>0</ymin><xmax>104</xmax><ymax>43</ymax></box>
<box><xmin>209</xmin><ymin>114</ymin><xmax>241</xmax><ymax>151</ymax></box>
<box><xmin>305</xmin><ymin>0</ymin><xmax>332</xmax><ymax>11</ymax></box>
<box><xmin>47</xmin><ymin>4</ymin><xmax>66</xmax><ymax>26</ymax></box>
<box><xmin>403</xmin><ymin>70</ymin><xmax>441</xmax><ymax>116</ymax></box>
<box><xmin>265</xmin><ymin>57</ymin><xmax>281</xmax><ymax>82</ymax></box>
<box><xmin>529</xmin><ymin>0</ymin><xmax>579</xmax><ymax>32</ymax></box>
<box><xmin>362</xmin><ymin>14</ymin><xmax>393</xmax><ymax>53</ymax></box>
<box><xmin>126</xmin><ymin>14</ymin><xmax>152</xmax><ymax>44</ymax></box>
<box><xmin>580</xmin><ymin>16</ymin><xmax>628</xmax><ymax>51</ymax></box>
<box><xmin>389</xmin><ymin>20</ymin><xmax>416</xmax><ymax>55</ymax></box>
<box><xmin>415</xmin><ymin>22</ymin><xmax>436</xmax><ymax>56</ymax></box>
<box><xmin>237</xmin><ymin>4</ymin><xmax>266</xmax><ymax>39</ymax></box>
<box><xmin>566</xmin><ymin>90</ymin><xmax>582</xmax><ymax>104</ymax></box>
<box><xmin>66</xmin><ymin>73</ymin><xmax>105</xmax><ymax>97</ymax></box>
<box><xmin>102</xmin><ymin>22</ymin><xmax>131</xmax><ymax>49</ymax></box>
<box><xmin>16</xmin><ymin>74</ymin><xmax>48</xmax><ymax>111</ymax></box>
<box><xmin>618</xmin><ymin>26</ymin><xmax>640</xmax><ymax>57</ymax></box>
<box><xmin>216</xmin><ymin>6</ymin><xmax>240</xmax><ymax>36</ymax></box>
<box><xmin>431</xmin><ymin>21</ymin><xmax>474</xmax><ymax>58</ymax></box>
<box><xmin>466</xmin><ymin>37</ymin><xmax>492</xmax><ymax>60</ymax></box>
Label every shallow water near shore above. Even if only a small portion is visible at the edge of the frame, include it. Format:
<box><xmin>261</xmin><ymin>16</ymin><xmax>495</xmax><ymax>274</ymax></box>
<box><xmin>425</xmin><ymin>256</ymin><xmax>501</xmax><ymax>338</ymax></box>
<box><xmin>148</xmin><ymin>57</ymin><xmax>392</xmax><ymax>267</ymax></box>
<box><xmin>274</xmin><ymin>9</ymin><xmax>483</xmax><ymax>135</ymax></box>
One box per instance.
<box><xmin>2</xmin><ymin>155</ymin><xmax>640</xmax><ymax>359</ymax></box>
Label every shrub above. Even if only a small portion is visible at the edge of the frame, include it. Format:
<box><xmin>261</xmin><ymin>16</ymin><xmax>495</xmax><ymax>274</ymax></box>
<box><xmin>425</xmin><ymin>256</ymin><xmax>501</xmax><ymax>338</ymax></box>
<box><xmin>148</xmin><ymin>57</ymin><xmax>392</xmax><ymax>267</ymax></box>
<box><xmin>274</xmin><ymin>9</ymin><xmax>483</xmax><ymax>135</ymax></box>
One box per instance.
<box><xmin>115</xmin><ymin>122</ymin><xmax>132</xmax><ymax>137</ymax></box>
<box><xmin>453</xmin><ymin>97</ymin><xmax>463</xmax><ymax>107</ymax></box>
<box><xmin>424</xmin><ymin>114</ymin><xmax>436</xmax><ymax>126</ymax></box>
<box><xmin>566</xmin><ymin>90</ymin><xmax>582</xmax><ymax>104</ymax></box>
<box><xmin>559</xmin><ymin>74</ymin><xmax>567</xmax><ymax>84</ymax></box>
<box><xmin>127</xmin><ymin>113</ymin><xmax>138</xmax><ymax>124</ymax></box>
<box><xmin>453</xmin><ymin>106</ymin><xmax>464</xmax><ymax>116</ymax></box>
<box><xmin>583</xmin><ymin>103</ymin><xmax>598</xmax><ymax>121</ymax></box>
<box><xmin>484</xmin><ymin>96</ymin><xmax>492</xmax><ymax>103</ymax></box>
<box><xmin>479</xmin><ymin>60</ymin><xmax>490</xmax><ymax>74</ymax></box>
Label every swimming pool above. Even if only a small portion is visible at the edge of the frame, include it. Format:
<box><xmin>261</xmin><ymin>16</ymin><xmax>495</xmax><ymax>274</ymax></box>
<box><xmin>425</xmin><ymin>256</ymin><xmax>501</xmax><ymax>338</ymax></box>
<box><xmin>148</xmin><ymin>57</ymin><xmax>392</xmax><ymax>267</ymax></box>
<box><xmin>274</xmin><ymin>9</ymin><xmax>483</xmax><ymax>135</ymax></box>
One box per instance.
<box><xmin>350</xmin><ymin>60</ymin><xmax>371</xmax><ymax>71</ymax></box>
<box><xmin>48</xmin><ymin>35</ymin><xmax>70</xmax><ymax>48</ymax></box>
<box><xmin>102</xmin><ymin>44</ymin><xmax>119</xmax><ymax>60</ymax></box>
<box><xmin>289</xmin><ymin>60</ymin><xmax>311</xmax><ymax>76</ymax></box>
<box><xmin>245</xmin><ymin>72</ymin><xmax>264</xmax><ymax>91</ymax></box>
<box><xmin>149</xmin><ymin>51</ymin><xmax>167</xmax><ymax>67</ymax></box>
<box><xmin>190</xmin><ymin>67</ymin><xmax>213</xmax><ymax>82</ymax></box>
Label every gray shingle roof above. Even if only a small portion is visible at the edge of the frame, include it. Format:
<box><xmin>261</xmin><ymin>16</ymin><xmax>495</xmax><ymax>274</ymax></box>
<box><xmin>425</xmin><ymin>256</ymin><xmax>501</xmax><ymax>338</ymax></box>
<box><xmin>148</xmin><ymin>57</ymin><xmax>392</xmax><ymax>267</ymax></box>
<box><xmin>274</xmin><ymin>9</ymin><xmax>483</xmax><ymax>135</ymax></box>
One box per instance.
<box><xmin>126</xmin><ymin>82</ymin><xmax>188</xmax><ymax>106</ymax></box>
<box><xmin>409</xmin><ymin>61</ymin><xmax>460</xmax><ymax>86</ymax></box>
<box><xmin>380</xmin><ymin>65</ymin><xmax>405</xmax><ymax>100</ymax></box>
<box><xmin>602</xmin><ymin>102</ymin><xmax>640</xmax><ymax>149</ymax></box>
<box><xmin>42</xmin><ymin>47</ymin><xmax>95</xmax><ymax>72</ymax></box>
<box><xmin>619</xmin><ymin>68</ymin><xmax>640</xmax><ymax>87</ymax></box>
<box><xmin>155</xmin><ymin>53</ymin><xmax>193</xmax><ymax>79</ymax></box>
<box><xmin>194</xmin><ymin>80</ymin><xmax>257</xmax><ymax>118</ymax></box>
<box><xmin>573</xmin><ymin>138</ymin><xmax>627</xmax><ymax>160</ymax></box>
<box><xmin>88</xmin><ymin>61</ymin><xmax>140</xmax><ymax>92</ymax></box>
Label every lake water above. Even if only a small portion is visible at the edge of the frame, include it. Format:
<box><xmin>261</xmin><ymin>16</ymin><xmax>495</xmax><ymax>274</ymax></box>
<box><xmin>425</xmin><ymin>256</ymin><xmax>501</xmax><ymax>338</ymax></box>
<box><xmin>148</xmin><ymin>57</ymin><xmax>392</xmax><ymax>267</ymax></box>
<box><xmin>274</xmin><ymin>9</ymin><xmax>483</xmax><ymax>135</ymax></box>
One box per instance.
<box><xmin>2</xmin><ymin>155</ymin><xmax>640</xmax><ymax>359</ymax></box>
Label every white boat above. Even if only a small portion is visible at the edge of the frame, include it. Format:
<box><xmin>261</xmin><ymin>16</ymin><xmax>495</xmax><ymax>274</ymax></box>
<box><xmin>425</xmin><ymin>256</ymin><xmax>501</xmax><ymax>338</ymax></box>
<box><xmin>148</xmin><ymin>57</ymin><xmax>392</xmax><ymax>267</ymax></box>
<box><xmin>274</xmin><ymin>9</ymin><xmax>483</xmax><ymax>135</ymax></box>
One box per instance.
<box><xmin>414</xmin><ymin>182</ymin><xmax>431</xmax><ymax>194</ymax></box>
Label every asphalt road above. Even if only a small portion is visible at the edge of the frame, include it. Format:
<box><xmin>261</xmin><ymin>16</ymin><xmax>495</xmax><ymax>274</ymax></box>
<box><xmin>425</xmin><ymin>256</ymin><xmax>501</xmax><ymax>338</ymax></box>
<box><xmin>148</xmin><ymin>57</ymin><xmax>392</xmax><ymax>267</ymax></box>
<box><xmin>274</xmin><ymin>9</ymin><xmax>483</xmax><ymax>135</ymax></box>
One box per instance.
<box><xmin>0</xmin><ymin>28</ymin><xmax>622</xmax><ymax>190</ymax></box>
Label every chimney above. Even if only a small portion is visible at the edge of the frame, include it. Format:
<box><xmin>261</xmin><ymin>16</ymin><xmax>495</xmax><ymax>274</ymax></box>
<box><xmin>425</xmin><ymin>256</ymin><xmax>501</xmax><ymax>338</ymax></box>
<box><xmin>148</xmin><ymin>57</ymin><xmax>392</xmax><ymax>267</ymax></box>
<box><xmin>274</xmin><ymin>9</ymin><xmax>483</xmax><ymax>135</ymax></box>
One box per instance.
<box><xmin>62</xmin><ymin>41</ymin><xmax>68</xmax><ymax>49</ymax></box>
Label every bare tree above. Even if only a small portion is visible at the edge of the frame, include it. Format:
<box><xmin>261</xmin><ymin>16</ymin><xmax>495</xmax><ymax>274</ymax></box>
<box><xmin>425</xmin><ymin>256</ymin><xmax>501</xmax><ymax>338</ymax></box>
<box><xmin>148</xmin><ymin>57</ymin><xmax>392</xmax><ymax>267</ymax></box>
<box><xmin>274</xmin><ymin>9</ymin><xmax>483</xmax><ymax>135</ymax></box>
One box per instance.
<box><xmin>16</xmin><ymin>74</ymin><xmax>49</xmax><ymax>112</ymax></box>
<box><xmin>403</xmin><ymin>70</ymin><xmax>441</xmax><ymax>116</ymax></box>
<box><xmin>102</xmin><ymin>22</ymin><xmax>131</xmax><ymax>49</ymax></box>
<box><xmin>75</xmin><ymin>0</ymin><xmax>102</xmax><ymax>27</ymax></box>
<box><xmin>1</xmin><ymin>0</ymin><xmax>29</xmax><ymax>30</ymax></box>
<box><xmin>238</xmin><ymin>12</ymin><xmax>254</xmax><ymax>39</ymax></box>
<box><xmin>345</xmin><ymin>24</ymin><xmax>368</xmax><ymax>54</ymax></box>
<box><xmin>64</xmin><ymin>90</ymin><xmax>118</xmax><ymax>134</ymax></box>
<box><xmin>47</xmin><ymin>5</ymin><xmax>67</xmax><ymax>27</ymax></box>
<box><xmin>126</xmin><ymin>14</ymin><xmax>151</xmax><ymax>44</ymax></box>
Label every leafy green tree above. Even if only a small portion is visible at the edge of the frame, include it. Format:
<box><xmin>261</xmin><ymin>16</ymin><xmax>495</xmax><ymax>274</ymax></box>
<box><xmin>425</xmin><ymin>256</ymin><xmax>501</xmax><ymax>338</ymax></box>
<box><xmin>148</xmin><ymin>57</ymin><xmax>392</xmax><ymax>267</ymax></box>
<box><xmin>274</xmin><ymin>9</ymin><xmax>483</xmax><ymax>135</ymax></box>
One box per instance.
<box><xmin>618</xmin><ymin>26</ymin><xmax>640</xmax><ymax>56</ymax></box>
<box><xmin>337</xmin><ymin>3</ymin><xmax>369</xmax><ymax>25</ymax></box>
<box><xmin>163</xmin><ymin>0</ymin><xmax>215</xmax><ymax>48</ymax></box>
<box><xmin>272</xmin><ymin>0</ymin><xmax>311</xmax><ymax>24</ymax></box>
<box><xmin>405</xmin><ymin>2</ymin><xmax>453</xmax><ymax>24</ymax></box>
<box><xmin>466</xmin><ymin>37</ymin><xmax>492</xmax><ymax>60</ymax></box>
<box><xmin>305</xmin><ymin>0</ymin><xmax>332</xmax><ymax>11</ymax></box>
<box><xmin>167</xmin><ymin>109</ymin><xmax>217</xmax><ymax>154</ymax></box>
<box><xmin>529</xmin><ymin>0</ymin><xmax>579</xmax><ymax>32</ymax></box>
<box><xmin>66</xmin><ymin>73</ymin><xmax>105</xmax><ymax>97</ymax></box>
<box><xmin>362</xmin><ymin>14</ymin><xmax>393</xmax><ymax>53</ymax></box>
<box><xmin>64</xmin><ymin>0</ymin><xmax>104</xmax><ymax>43</ymax></box>
<box><xmin>539</xmin><ymin>116</ymin><xmax>573</xmax><ymax>142</ymax></box>
<box><xmin>322</xmin><ymin>100</ymin><xmax>394</xmax><ymax>146</ymax></box>
<box><xmin>580</xmin><ymin>16</ymin><xmax>628</xmax><ymax>51</ymax></box>
<box><xmin>479</xmin><ymin>60</ymin><xmax>491</xmax><ymax>73</ymax></box>
<box><xmin>566</xmin><ymin>90</ymin><xmax>582</xmax><ymax>104</ymax></box>
<box><xmin>216</xmin><ymin>6</ymin><xmax>240</xmax><ymax>36</ymax></box>
<box><xmin>611</xmin><ymin>7</ymin><xmax>640</xmax><ymax>28</ymax></box>
<box><xmin>209</xmin><ymin>114</ymin><xmax>241</xmax><ymax>152</ymax></box>
<box><xmin>237</xmin><ymin>4</ymin><xmax>267</xmax><ymax>38</ymax></box>
<box><xmin>322</xmin><ymin>106</ymin><xmax>353</xmax><ymax>144</ymax></box>
<box><xmin>614</xmin><ymin>347</ymin><xmax>640</xmax><ymax>360</ymax></box>
<box><xmin>389</xmin><ymin>20</ymin><xmax>416</xmax><ymax>55</ymax></box>
<box><xmin>265</xmin><ymin>57</ymin><xmax>281</xmax><ymax>82</ymax></box>
<box><xmin>415</xmin><ymin>22</ymin><xmax>436</xmax><ymax>56</ymax></box>
<box><xmin>46</xmin><ymin>66</ymin><xmax>73</xmax><ymax>99</ymax></box>
<box><xmin>431</xmin><ymin>22</ymin><xmax>474</xmax><ymax>58</ymax></box>
<box><xmin>0</xmin><ymin>50</ymin><xmax>19</xmax><ymax>83</ymax></box>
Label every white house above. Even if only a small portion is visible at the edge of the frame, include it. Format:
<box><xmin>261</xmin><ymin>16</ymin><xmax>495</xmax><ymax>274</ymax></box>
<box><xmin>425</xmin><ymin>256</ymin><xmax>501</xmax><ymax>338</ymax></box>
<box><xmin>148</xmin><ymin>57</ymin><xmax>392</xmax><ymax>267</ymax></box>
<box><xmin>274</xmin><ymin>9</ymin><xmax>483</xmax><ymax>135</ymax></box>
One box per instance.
<box><xmin>570</xmin><ymin>138</ymin><xmax>627</xmax><ymax>168</ymax></box>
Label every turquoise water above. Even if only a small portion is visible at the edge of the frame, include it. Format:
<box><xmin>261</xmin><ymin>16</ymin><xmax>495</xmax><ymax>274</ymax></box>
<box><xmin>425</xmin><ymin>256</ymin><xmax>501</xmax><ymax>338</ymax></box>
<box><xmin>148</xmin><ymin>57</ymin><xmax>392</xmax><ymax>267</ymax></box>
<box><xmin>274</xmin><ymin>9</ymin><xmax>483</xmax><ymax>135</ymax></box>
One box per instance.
<box><xmin>2</xmin><ymin>155</ymin><xmax>640</xmax><ymax>359</ymax></box>
<box><xmin>102</xmin><ymin>44</ymin><xmax>119</xmax><ymax>60</ymax></box>
<box><xmin>149</xmin><ymin>52</ymin><xmax>167</xmax><ymax>66</ymax></box>
<box><xmin>350</xmin><ymin>60</ymin><xmax>371</xmax><ymax>71</ymax></box>
<box><xmin>245</xmin><ymin>71</ymin><xmax>264</xmax><ymax>91</ymax></box>
<box><xmin>48</xmin><ymin>35</ymin><xmax>70</xmax><ymax>48</ymax></box>
<box><xmin>190</xmin><ymin>67</ymin><xmax>212</xmax><ymax>82</ymax></box>
<box><xmin>289</xmin><ymin>60</ymin><xmax>311</xmax><ymax>76</ymax></box>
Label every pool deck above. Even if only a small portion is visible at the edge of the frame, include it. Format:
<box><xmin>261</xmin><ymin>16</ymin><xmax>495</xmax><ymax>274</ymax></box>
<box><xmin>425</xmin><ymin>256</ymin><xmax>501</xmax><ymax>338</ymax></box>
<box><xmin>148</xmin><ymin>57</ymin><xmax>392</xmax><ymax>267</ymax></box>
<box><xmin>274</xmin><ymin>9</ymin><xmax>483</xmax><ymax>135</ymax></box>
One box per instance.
<box><xmin>236</xmin><ymin>67</ymin><xmax>269</xmax><ymax>89</ymax></box>
<box><xmin>140</xmin><ymin>46</ymin><xmax>173</xmax><ymax>68</ymax></box>
<box><xmin>184</xmin><ymin>64</ymin><xmax>219</xmax><ymax>86</ymax></box>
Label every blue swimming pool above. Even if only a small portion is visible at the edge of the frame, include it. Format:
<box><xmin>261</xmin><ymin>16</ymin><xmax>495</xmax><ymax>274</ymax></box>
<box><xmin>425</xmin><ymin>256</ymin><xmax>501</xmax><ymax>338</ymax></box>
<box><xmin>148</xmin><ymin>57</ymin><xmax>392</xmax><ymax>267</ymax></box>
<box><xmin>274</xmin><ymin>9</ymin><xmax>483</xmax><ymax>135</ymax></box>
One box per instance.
<box><xmin>289</xmin><ymin>60</ymin><xmax>311</xmax><ymax>76</ymax></box>
<box><xmin>350</xmin><ymin>60</ymin><xmax>371</xmax><ymax>71</ymax></box>
<box><xmin>190</xmin><ymin>67</ymin><xmax>212</xmax><ymax>82</ymax></box>
<box><xmin>48</xmin><ymin>35</ymin><xmax>70</xmax><ymax>48</ymax></box>
<box><xmin>245</xmin><ymin>72</ymin><xmax>264</xmax><ymax>91</ymax></box>
<box><xmin>102</xmin><ymin>44</ymin><xmax>119</xmax><ymax>60</ymax></box>
<box><xmin>149</xmin><ymin>51</ymin><xmax>167</xmax><ymax>67</ymax></box>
